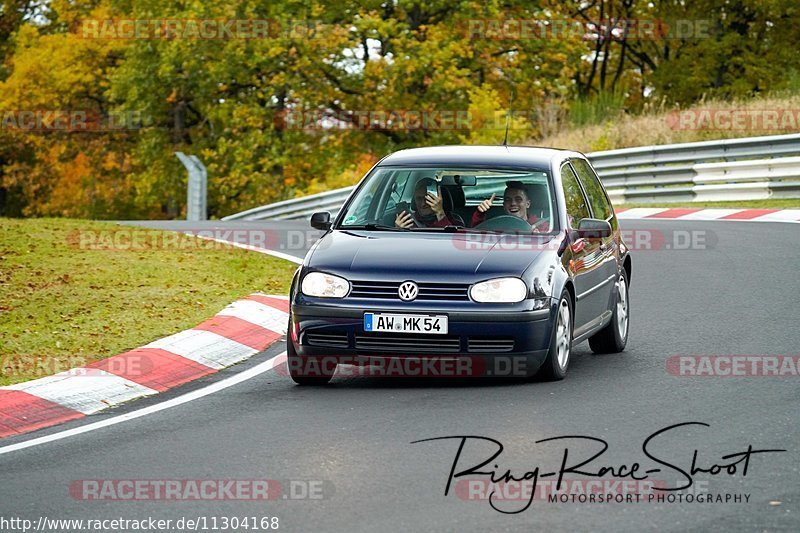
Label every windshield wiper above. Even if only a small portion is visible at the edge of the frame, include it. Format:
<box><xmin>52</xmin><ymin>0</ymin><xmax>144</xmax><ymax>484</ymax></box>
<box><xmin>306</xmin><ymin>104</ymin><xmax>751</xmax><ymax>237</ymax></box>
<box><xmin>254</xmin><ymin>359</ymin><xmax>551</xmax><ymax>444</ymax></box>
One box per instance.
<box><xmin>345</xmin><ymin>224</ymin><xmax>468</xmax><ymax>233</ymax></box>
<box><xmin>410</xmin><ymin>225</ymin><xmax>465</xmax><ymax>232</ymax></box>
<box><xmin>343</xmin><ymin>223</ymin><xmax>410</xmax><ymax>231</ymax></box>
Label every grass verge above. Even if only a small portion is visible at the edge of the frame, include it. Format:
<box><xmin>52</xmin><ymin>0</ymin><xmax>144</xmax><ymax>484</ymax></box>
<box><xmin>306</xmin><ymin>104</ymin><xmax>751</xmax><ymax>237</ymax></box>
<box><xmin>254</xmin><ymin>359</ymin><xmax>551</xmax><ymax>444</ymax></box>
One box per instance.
<box><xmin>535</xmin><ymin>94</ymin><xmax>800</xmax><ymax>153</ymax></box>
<box><xmin>0</xmin><ymin>218</ymin><xmax>297</xmax><ymax>386</ymax></box>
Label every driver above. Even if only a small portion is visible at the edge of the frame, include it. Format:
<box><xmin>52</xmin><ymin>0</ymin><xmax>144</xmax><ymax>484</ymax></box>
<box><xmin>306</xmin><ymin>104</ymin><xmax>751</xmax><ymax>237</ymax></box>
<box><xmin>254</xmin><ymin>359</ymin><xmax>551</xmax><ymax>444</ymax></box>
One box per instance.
<box><xmin>395</xmin><ymin>178</ymin><xmax>459</xmax><ymax>228</ymax></box>
<box><xmin>471</xmin><ymin>181</ymin><xmax>550</xmax><ymax>231</ymax></box>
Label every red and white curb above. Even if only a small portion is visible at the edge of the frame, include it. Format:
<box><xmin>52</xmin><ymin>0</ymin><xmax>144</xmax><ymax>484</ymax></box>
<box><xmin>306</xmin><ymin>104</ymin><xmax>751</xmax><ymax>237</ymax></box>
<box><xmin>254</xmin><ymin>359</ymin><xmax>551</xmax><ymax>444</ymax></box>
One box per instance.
<box><xmin>616</xmin><ymin>207</ymin><xmax>800</xmax><ymax>223</ymax></box>
<box><xmin>0</xmin><ymin>294</ymin><xmax>289</xmax><ymax>439</ymax></box>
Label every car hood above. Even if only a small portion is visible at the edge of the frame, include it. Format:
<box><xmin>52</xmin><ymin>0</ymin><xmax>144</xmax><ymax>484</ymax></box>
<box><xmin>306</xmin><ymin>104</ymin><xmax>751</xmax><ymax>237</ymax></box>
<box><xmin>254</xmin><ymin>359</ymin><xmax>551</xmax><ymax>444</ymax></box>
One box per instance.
<box><xmin>307</xmin><ymin>230</ymin><xmax>558</xmax><ymax>281</ymax></box>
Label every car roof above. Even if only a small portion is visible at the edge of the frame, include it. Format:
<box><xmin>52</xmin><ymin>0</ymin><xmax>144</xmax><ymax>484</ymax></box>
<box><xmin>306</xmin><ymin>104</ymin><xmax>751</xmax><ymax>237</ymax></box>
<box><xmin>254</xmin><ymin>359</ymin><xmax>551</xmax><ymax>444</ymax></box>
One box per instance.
<box><xmin>377</xmin><ymin>145</ymin><xmax>584</xmax><ymax>170</ymax></box>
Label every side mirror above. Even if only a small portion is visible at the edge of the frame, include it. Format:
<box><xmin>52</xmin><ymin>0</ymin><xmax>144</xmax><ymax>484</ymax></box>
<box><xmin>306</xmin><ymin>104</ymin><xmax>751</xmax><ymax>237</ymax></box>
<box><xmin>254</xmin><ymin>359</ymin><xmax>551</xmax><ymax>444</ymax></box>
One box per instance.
<box><xmin>576</xmin><ymin>218</ymin><xmax>611</xmax><ymax>239</ymax></box>
<box><xmin>310</xmin><ymin>211</ymin><xmax>332</xmax><ymax>231</ymax></box>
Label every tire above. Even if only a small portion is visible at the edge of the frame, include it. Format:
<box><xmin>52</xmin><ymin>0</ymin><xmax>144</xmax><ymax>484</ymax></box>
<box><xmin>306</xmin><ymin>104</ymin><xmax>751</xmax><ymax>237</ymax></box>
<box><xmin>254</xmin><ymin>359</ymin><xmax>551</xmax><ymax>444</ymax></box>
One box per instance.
<box><xmin>287</xmin><ymin>319</ymin><xmax>334</xmax><ymax>385</ymax></box>
<box><xmin>537</xmin><ymin>291</ymin><xmax>573</xmax><ymax>381</ymax></box>
<box><xmin>588</xmin><ymin>269</ymin><xmax>629</xmax><ymax>354</ymax></box>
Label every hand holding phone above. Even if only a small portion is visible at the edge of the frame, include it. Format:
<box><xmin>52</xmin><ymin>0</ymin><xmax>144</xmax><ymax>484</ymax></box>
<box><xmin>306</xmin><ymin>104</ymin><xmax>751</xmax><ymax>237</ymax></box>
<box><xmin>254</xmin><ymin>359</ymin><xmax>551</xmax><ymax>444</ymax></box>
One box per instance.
<box><xmin>427</xmin><ymin>181</ymin><xmax>438</xmax><ymax>198</ymax></box>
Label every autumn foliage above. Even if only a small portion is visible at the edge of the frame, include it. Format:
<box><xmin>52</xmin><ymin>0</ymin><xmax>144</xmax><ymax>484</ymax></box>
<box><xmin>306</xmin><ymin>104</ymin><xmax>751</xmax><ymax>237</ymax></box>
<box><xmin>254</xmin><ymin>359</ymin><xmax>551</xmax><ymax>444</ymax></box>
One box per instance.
<box><xmin>1</xmin><ymin>0</ymin><xmax>798</xmax><ymax>219</ymax></box>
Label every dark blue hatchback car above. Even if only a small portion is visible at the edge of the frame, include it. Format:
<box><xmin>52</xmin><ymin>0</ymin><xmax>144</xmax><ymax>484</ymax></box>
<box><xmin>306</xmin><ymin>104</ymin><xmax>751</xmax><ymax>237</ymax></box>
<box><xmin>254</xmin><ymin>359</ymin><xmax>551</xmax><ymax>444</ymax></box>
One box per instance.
<box><xmin>287</xmin><ymin>146</ymin><xmax>631</xmax><ymax>384</ymax></box>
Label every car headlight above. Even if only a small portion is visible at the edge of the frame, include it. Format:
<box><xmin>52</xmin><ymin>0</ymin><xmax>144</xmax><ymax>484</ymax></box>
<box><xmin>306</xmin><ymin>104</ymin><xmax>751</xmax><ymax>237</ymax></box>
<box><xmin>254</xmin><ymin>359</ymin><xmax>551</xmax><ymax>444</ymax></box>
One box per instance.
<box><xmin>470</xmin><ymin>277</ymin><xmax>527</xmax><ymax>303</ymax></box>
<box><xmin>301</xmin><ymin>272</ymin><xmax>350</xmax><ymax>298</ymax></box>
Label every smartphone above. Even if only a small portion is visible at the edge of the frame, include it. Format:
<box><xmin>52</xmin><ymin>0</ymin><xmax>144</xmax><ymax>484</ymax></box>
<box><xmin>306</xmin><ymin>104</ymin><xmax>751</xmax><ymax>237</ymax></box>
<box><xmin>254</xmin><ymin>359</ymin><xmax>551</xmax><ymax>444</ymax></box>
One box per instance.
<box><xmin>426</xmin><ymin>181</ymin><xmax>439</xmax><ymax>198</ymax></box>
<box><xmin>396</xmin><ymin>201</ymin><xmax>411</xmax><ymax>214</ymax></box>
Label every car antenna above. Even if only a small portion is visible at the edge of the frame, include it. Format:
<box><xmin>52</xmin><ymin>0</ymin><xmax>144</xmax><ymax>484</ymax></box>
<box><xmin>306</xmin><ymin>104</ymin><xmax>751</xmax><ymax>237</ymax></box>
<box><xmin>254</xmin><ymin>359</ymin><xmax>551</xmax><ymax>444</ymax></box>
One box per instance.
<box><xmin>501</xmin><ymin>93</ymin><xmax>514</xmax><ymax>147</ymax></box>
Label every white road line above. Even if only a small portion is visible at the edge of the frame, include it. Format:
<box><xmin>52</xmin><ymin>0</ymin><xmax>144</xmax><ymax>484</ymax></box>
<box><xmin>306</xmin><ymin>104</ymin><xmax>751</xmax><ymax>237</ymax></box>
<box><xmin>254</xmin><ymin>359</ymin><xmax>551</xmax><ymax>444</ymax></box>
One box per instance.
<box><xmin>0</xmin><ymin>352</ymin><xmax>287</xmax><ymax>457</ymax></box>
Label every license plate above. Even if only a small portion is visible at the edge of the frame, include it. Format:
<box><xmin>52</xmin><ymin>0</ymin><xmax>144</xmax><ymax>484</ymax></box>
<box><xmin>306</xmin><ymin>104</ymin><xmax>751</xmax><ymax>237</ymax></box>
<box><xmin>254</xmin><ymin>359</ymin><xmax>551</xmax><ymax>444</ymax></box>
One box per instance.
<box><xmin>364</xmin><ymin>313</ymin><xmax>448</xmax><ymax>334</ymax></box>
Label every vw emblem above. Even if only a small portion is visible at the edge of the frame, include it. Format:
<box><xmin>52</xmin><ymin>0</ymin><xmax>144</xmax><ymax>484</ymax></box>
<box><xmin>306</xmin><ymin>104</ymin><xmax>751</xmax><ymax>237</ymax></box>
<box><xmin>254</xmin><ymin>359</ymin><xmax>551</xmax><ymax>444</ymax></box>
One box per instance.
<box><xmin>398</xmin><ymin>281</ymin><xmax>419</xmax><ymax>301</ymax></box>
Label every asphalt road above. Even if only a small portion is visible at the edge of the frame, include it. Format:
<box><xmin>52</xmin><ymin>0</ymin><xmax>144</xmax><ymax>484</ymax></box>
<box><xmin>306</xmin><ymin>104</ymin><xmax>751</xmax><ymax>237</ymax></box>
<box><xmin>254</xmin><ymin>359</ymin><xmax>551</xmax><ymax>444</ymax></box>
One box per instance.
<box><xmin>1</xmin><ymin>219</ymin><xmax>798</xmax><ymax>533</ymax></box>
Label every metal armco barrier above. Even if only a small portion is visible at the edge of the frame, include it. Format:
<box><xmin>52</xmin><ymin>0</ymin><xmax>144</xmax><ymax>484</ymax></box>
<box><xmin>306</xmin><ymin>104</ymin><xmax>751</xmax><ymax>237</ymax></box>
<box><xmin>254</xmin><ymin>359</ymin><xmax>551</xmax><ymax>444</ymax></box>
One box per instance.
<box><xmin>222</xmin><ymin>133</ymin><xmax>800</xmax><ymax>221</ymax></box>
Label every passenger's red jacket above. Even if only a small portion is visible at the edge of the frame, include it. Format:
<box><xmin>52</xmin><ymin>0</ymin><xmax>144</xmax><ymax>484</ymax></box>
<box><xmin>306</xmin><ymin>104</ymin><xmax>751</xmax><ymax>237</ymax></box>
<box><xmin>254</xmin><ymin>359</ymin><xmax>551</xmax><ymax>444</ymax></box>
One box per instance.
<box><xmin>415</xmin><ymin>212</ymin><xmax>458</xmax><ymax>227</ymax></box>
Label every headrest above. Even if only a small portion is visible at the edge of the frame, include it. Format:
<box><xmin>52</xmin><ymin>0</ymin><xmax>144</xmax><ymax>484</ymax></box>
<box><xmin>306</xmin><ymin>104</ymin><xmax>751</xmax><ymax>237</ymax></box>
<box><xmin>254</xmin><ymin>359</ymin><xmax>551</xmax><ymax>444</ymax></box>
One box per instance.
<box><xmin>441</xmin><ymin>184</ymin><xmax>465</xmax><ymax>208</ymax></box>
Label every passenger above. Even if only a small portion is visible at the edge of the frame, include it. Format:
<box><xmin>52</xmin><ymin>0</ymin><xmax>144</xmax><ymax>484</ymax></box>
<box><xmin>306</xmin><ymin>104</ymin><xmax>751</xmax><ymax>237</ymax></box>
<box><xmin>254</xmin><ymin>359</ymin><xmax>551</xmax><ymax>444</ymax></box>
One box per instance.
<box><xmin>471</xmin><ymin>181</ymin><xmax>550</xmax><ymax>231</ymax></box>
<box><xmin>395</xmin><ymin>178</ymin><xmax>460</xmax><ymax>228</ymax></box>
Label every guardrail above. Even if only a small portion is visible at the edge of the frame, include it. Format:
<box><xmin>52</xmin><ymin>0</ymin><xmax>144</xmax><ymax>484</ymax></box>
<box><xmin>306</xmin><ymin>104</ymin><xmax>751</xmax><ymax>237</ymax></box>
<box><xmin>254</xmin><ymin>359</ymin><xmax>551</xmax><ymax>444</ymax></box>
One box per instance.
<box><xmin>222</xmin><ymin>133</ymin><xmax>800</xmax><ymax>221</ymax></box>
<box><xmin>692</xmin><ymin>156</ymin><xmax>800</xmax><ymax>203</ymax></box>
<box><xmin>224</xmin><ymin>186</ymin><xmax>356</xmax><ymax>222</ymax></box>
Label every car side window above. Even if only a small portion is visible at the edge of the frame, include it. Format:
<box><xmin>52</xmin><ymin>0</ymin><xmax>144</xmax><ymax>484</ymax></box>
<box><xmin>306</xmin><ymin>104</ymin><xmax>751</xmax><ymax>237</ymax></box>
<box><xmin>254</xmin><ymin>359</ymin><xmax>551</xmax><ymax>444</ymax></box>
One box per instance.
<box><xmin>572</xmin><ymin>159</ymin><xmax>611</xmax><ymax>220</ymax></box>
<box><xmin>384</xmin><ymin>170</ymin><xmax>411</xmax><ymax>212</ymax></box>
<box><xmin>561</xmin><ymin>164</ymin><xmax>591</xmax><ymax>228</ymax></box>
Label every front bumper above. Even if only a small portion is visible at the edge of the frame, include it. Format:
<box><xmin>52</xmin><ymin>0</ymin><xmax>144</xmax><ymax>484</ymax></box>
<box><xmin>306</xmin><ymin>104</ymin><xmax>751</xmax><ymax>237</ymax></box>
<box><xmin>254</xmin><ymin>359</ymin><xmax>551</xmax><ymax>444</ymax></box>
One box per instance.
<box><xmin>289</xmin><ymin>300</ymin><xmax>556</xmax><ymax>377</ymax></box>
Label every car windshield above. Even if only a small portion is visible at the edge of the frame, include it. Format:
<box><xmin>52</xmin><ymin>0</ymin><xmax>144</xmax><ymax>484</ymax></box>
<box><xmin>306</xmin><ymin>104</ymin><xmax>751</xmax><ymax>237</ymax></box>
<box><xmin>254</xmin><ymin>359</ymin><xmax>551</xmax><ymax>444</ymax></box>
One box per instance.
<box><xmin>337</xmin><ymin>167</ymin><xmax>557</xmax><ymax>234</ymax></box>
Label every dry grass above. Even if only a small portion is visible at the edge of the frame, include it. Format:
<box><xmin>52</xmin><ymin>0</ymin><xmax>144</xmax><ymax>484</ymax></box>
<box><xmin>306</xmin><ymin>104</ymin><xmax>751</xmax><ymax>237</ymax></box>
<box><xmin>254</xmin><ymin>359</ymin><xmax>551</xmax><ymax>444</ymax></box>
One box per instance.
<box><xmin>533</xmin><ymin>94</ymin><xmax>800</xmax><ymax>153</ymax></box>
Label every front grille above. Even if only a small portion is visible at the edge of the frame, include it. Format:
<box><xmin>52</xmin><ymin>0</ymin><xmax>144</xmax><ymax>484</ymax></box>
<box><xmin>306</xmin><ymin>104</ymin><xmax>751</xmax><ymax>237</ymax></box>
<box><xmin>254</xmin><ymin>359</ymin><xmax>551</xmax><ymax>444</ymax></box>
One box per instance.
<box><xmin>305</xmin><ymin>331</ymin><xmax>349</xmax><ymax>349</ymax></box>
<box><xmin>307</xmin><ymin>332</ymin><xmax>516</xmax><ymax>354</ymax></box>
<box><xmin>354</xmin><ymin>334</ymin><xmax>461</xmax><ymax>353</ymax></box>
<box><xmin>350</xmin><ymin>281</ymin><xmax>470</xmax><ymax>301</ymax></box>
<box><xmin>467</xmin><ymin>337</ymin><xmax>515</xmax><ymax>353</ymax></box>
